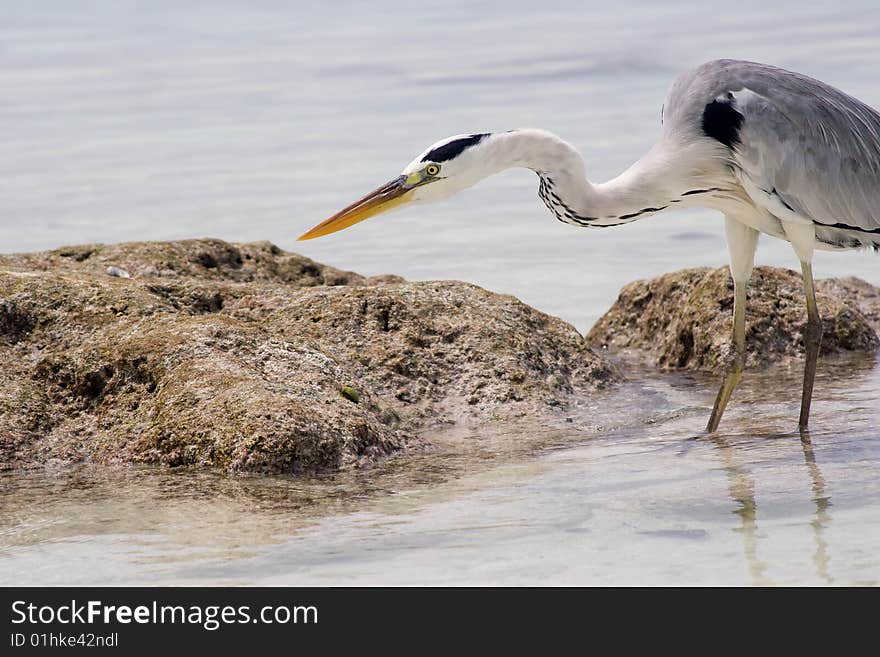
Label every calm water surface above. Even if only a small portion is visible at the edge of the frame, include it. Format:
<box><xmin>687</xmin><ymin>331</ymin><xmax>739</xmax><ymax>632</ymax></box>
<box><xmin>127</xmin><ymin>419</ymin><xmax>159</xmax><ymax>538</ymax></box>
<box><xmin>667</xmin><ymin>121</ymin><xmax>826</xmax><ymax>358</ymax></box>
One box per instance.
<box><xmin>2</xmin><ymin>0</ymin><xmax>880</xmax><ymax>584</ymax></box>
<box><xmin>2</xmin><ymin>356</ymin><xmax>879</xmax><ymax>585</ymax></box>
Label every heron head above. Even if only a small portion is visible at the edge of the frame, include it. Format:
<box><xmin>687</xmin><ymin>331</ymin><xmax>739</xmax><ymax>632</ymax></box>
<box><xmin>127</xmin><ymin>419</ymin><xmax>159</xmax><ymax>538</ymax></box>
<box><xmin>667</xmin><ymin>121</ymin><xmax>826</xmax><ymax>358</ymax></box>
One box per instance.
<box><xmin>298</xmin><ymin>133</ymin><xmax>493</xmax><ymax>240</ymax></box>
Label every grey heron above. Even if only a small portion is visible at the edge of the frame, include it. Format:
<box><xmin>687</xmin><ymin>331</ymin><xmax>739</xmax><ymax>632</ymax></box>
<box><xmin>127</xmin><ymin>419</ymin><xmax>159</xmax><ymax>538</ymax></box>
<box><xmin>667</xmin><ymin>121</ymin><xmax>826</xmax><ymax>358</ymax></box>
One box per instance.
<box><xmin>298</xmin><ymin>59</ymin><xmax>880</xmax><ymax>433</ymax></box>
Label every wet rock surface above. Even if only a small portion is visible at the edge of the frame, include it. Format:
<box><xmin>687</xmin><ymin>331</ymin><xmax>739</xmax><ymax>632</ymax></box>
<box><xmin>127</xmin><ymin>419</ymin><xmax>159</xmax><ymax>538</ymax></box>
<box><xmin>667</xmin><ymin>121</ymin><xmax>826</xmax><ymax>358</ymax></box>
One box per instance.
<box><xmin>0</xmin><ymin>239</ymin><xmax>614</xmax><ymax>473</ymax></box>
<box><xmin>587</xmin><ymin>266</ymin><xmax>880</xmax><ymax>372</ymax></box>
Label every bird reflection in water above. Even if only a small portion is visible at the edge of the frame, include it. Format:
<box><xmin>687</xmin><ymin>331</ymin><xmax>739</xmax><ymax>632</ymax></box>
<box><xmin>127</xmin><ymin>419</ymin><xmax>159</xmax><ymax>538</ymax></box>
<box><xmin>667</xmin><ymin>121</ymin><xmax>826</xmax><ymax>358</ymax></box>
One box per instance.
<box><xmin>800</xmin><ymin>429</ymin><xmax>833</xmax><ymax>584</ymax></box>
<box><xmin>709</xmin><ymin>434</ymin><xmax>769</xmax><ymax>585</ymax></box>
<box><xmin>708</xmin><ymin>430</ymin><xmax>832</xmax><ymax>585</ymax></box>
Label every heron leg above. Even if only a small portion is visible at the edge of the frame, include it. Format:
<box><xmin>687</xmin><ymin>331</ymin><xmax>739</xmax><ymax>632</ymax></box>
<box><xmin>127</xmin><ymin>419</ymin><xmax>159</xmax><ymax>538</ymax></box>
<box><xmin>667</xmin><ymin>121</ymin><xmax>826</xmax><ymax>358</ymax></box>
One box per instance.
<box><xmin>706</xmin><ymin>281</ymin><xmax>747</xmax><ymax>433</ymax></box>
<box><xmin>706</xmin><ymin>217</ymin><xmax>759</xmax><ymax>433</ymax></box>
<box><xmin>798</xmin><ymin>260</ymin><xmax>823</xmax><ymax>430</ymax></box>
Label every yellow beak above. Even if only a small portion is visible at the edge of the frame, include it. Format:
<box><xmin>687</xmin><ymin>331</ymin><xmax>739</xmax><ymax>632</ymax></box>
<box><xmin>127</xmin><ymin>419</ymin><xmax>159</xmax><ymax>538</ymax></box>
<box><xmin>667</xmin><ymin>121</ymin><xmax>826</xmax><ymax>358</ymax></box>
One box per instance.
<box><xmin>298</xmin><ymin>175</ymin><xmax>414</xmax><ymax>241</ymax></box>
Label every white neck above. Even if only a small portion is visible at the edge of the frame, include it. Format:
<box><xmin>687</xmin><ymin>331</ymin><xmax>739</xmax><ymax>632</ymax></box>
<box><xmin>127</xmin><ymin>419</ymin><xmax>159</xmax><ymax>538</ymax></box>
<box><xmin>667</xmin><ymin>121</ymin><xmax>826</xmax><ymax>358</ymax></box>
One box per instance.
<box><xmin>479</xmin><ymin>129</ymin><xmax>718</xmax><ymax>227</ymax></box>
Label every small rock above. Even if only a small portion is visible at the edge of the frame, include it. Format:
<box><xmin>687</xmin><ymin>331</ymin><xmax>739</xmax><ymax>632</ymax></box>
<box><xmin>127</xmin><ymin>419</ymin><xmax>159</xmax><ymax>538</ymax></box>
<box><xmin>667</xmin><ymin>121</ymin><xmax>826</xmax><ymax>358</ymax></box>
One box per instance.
<box><xmin>105</xmin><ymin>266</ymin><xmax>131</xmax><ymax>279</ymax></box>
<box><xmin>587</xmin><ymin>266</ymin><xmax>880</xmax><ymax>371</ymax></box>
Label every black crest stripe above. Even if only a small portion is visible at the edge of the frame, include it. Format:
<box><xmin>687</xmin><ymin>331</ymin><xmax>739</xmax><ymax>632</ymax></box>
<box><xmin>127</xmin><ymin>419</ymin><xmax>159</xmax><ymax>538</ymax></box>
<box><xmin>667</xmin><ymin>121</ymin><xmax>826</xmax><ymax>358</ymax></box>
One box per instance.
<box><xmin>421</xmin><ymin>133</ymin><xmax>490</xmax><ymax>163</ymax></box>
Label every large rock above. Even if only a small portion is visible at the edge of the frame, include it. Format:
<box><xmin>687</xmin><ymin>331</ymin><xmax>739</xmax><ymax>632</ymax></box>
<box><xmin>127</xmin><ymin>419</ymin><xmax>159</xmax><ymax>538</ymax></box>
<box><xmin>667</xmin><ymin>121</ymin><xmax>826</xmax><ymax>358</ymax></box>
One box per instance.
<box><xmin>587</xmin><ymin>266</ymin><xmax>880</xmax><ymax>371</ymax></box>
<box><xmin>0</xmin><ymin>239</ymin><xmax>614</xmax><ymax>473</ymax></box>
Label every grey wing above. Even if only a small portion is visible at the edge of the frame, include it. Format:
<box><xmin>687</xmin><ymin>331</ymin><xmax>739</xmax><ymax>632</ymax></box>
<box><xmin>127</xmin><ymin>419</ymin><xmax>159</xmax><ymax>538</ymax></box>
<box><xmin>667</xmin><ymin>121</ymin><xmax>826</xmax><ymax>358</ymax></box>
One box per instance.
<box><xmin>714</xmin><ymin>62</ymin><xmax>880</xmax><ymax>244</ymax></box>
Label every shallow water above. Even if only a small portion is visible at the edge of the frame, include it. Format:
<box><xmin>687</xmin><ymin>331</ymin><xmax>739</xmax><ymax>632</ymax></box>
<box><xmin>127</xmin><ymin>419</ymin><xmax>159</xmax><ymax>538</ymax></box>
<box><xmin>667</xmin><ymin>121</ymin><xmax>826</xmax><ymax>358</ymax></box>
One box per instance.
<box><xmin>2</xmin><ymin>355</ymin><xmax>879</xmax><ymax>585</ymax></box>
<box><xmin>2</xmin><ymin>1</ymin><xmax>880</xmax><ymax>585</ymax></box>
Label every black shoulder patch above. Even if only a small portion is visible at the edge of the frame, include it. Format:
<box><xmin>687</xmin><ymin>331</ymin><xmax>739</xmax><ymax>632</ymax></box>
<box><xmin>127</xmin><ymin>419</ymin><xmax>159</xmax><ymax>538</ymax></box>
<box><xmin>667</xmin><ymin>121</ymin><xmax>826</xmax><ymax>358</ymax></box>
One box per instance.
<box><xmin>701</xmin><ymin>98</ymin><xmax>743</xmax><ymax>148</ymax></box>
<box><xmin>421</xmin><ymin>133</ymin><xmax>490</xmax><ymax>162</ymax></box>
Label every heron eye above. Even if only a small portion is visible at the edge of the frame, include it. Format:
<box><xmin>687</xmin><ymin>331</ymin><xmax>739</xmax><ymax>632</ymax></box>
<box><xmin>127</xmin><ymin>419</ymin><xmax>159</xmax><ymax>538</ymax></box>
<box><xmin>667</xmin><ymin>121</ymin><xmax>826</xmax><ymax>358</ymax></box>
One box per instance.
<box><xmin>425</xmin><ymin>164</ymin><xmax>440</xmax><ymax>176</ymax></box>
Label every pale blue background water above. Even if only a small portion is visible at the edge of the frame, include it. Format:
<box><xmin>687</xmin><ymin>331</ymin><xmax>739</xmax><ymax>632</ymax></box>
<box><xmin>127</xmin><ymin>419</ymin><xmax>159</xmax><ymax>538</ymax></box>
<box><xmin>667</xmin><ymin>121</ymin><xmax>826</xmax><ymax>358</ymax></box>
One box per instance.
<box><xmin>3</xmin><ymin>0</ymin><xmax>880</xmax><ymax>329</ymax></box>
<box><xmin>2</xmin><ymin>1</ymin><xmax>880</xmax><ymax>586</ymax></box>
